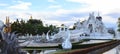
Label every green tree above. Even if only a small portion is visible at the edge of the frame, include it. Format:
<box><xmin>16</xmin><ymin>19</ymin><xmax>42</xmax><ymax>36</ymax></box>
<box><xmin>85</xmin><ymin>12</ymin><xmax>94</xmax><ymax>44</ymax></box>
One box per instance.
<box><xmin>11</xmin><ymin>18</ymin><xmax>58</xmax><ymax>36</ymax></box>
<box><xmin>11</xmin><ymin>19</ymin><xmax>21</xmax><ymax>34</ymax></box>
<box><xmin>27</xmin><ymin>19</ymin><xmax>43</xmax><ymax>26</ymax></box>
<box><xmin>27</xmin><ymin>19</ymin><xmax>43</xmax><ymax>35</ymax></box>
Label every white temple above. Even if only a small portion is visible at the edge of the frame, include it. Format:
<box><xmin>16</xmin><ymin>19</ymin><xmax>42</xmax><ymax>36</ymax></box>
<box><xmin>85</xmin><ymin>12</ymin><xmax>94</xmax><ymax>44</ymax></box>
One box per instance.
<box><xmin>75</xmin><ymin>12</ymin><xmax>107</xmax><ymax>34</ymax></box>
<box><xmin>72</xmin><ymin>12</ymin><xmax>113</xmax><ymax>39</ymax></box>
<box><xmin>55</xmin><ymin>12</ymin><xmax>113</xmax><ymax>40</ymax></box>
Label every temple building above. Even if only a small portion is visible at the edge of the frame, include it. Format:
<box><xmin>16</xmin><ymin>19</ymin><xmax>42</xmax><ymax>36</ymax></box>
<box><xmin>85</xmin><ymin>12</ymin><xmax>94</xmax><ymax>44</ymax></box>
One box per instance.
<box><xmin>74</xmin><ymin>12</ymin><xmax>108</xmax><ymax>35</ymax></box>
<box><xmin>55</xmin><ymin>12</ymin><xmax>113</xmax><ymax>40</ymax></box>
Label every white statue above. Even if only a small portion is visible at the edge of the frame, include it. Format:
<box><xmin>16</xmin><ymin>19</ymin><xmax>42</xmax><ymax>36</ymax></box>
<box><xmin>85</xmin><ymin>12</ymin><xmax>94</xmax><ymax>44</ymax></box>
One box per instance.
<box><xmin>0</xmin><ymin>20</ymin><xmax>5</xmax><ymax>40</ymax></box>
<box><xmin>62</xmin><ymin>28</ymin><xmax>72</xmax><ymax>50</ymax></box>
<box><xmin>59</xmin><ymin>27</ymin><xmax>62</xmax><ymax>32</ymax></box>
<box><xmin>0</xmin><ymin>20</ymin><xmax>26</xmax><ymax>54</ymax></box>
<box><xmin>42</xmin><ymin>32</ymin><xmax>45</xmax><ymax>37</ymax></box>
<box><xmin>0</xmin><ymin>20</ymin><xmax>4</xmax><ymax>29</ymax></box>
<box><xmin>46</xmin><ymin>30</ymin><xmax>50</xmax><ymax>41</ymax></box>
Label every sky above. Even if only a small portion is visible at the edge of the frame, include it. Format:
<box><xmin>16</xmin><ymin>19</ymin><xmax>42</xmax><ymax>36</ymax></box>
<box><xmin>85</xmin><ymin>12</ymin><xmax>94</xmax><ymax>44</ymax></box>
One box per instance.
<box><xmin>0</xmin><ymin>0</ymin><xmax>120</xmax><ymax>29</ymax></box>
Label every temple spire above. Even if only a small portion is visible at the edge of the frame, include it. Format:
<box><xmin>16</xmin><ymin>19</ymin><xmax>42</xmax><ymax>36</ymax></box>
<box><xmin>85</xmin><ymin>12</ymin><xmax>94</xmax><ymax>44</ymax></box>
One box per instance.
<box><xmin>98</xmin><ymin>12</ymin><xmax>100</xmax><ymax>17</ymax></box>
<box><xmin>6</xmin><ymin>16</ymin><xmax>9</xmax><ymax>24</ymax></box>
<box><xmin>96</xmin><ymin>12</ymin><xmax>102</xmax><ymax>21</ymax></box>
<box><xmin>5</xmin><ymin>16</ymin><xmax>11</xmax><ymax>33</ymax></box>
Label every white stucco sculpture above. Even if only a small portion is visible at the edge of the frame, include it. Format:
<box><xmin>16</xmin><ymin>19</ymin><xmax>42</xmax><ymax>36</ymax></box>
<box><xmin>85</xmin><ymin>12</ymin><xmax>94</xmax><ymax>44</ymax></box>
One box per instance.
<box><xmin>46</xmin><ymin>30</ymin><xmax>50</xmax><ymax>41</ymax></box>
<box><xmin>62</xmin><ymin>28</ymin><xmax>72</xmax><ymax>50</ymax></box>
<box><xmin>0</xmin><ymin>20</ymin><xmax>5</xmax><ymax>40</ymax></box>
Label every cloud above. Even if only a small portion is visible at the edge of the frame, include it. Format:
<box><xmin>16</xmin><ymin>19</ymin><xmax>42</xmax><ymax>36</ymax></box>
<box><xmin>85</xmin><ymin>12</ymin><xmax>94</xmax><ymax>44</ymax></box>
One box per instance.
<box><xmin>102</xmin><ymin>15</ymin><xmax>118</xmax><ymax>28</ymax></box>
<box><xmin>50</xmin><ymin>0</ymin><xmax>119</xmax><ymax>28</ymax></box>
<box><xmin>102</xmin><ymin>16</ymin><xmax>117</xmax><ymax>24</ymax></box>
<box><xmin>0</xmin><ymin>9</ymin><xmax>118</xmax><ymax>28</ymax></box>
<box><xmin>48</xmin><ymin>5</ymin><xmax>61</xmax><ymax>9</ymax></box>
<box><xmin>53</xmin><ymin>9</ymin><xmax>118</xmax><ymax>28</ymax></box>
<box><xmin>106</xmin><ymin>13</ymin><xmax>120</xmax><ymax>18</ymax></box>
<box><xmin>44</xmin><ymin>20</ymin><xmax>75</xmax><ymax>26</ymax></box>
<box><xmin>0</xmin><ymin>0</ymin><xmax>119</xmax><ymax>29</ymax></box>
<box><xmin>8</xmin><ymin>1</ymin><xmax>32</xmax><ymax>10</ymax></box>
<box><xmin>0</xmin><ymin>10</ymin><xmax>33</xmax><ymax>23</ymax></box>
<box><xmin>66</xmin><ymin>0</ymin><xmax>120</xmax><ymax>14</ymax></box>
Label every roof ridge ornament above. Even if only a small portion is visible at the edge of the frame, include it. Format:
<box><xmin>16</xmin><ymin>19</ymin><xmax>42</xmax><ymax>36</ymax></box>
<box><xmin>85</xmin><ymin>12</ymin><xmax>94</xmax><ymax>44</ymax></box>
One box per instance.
<box><xmin>98</xmin><ymin>12</ymin><xmax>100</xmax><ymax>17</ymax></box>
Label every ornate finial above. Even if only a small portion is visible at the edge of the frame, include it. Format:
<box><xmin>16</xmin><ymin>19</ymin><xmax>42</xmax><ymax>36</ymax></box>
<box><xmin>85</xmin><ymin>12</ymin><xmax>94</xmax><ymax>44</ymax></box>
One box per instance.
<box><xmin>6</xmin><ymin>16</ymin><xmax>10</xmax><ymax>24</ymax></box>
<box><xmin>6</xmin><ymin>16</ymin><xmax>8</xmax><ymax>24</ymax></box>
<box><xmin>5</xmin><ymin>16</ymin><xmax>11</xmax><ymax>33</ymax></box>
<box><xmin>98</xmin><ymin>12</ymin><xmax>100</xmax><ymax>17</ymax></box>
<box><xmin>8</xmin><ymin>16</ymin><xmax>9</xmax><ymax>23</ymax></box>
<box><xmin>30</xmin><ymin>16</ymin><xmax>33</xmax><ymax>19</ymax></box>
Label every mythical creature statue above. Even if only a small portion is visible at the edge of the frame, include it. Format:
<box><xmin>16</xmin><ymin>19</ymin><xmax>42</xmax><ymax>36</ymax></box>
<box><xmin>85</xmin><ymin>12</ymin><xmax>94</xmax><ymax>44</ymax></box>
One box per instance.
<box><xmin>0</xmin><ymin>20</ymin><xmax>26</xmax><ymax>54</ymax></box>
<box><xmin>62</xmin><ymin>28</ymin><xmax>72</xmax><ymax>50</ymax></box>
<box><xmin>46</xmin><ymin>30</ymin><xmax>50</xmax><ymax>41</ymax></box>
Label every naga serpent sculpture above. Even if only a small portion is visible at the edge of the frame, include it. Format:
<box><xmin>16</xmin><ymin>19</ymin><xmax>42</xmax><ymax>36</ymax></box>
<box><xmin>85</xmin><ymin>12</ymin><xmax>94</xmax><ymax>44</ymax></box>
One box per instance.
<box><xmin>0</xmin><ymin>20</ymin><xmax>26</xmax><ymax>54</ymax></box>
